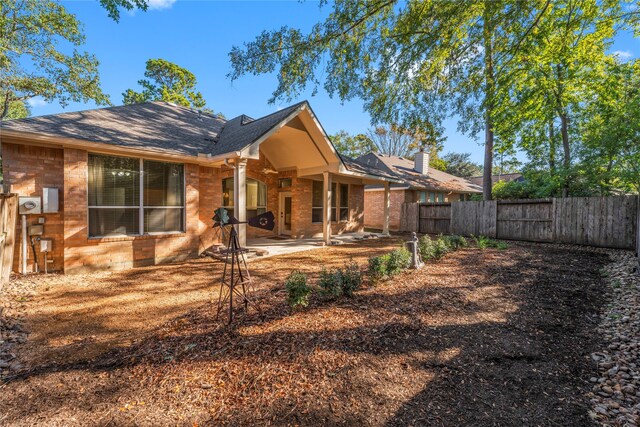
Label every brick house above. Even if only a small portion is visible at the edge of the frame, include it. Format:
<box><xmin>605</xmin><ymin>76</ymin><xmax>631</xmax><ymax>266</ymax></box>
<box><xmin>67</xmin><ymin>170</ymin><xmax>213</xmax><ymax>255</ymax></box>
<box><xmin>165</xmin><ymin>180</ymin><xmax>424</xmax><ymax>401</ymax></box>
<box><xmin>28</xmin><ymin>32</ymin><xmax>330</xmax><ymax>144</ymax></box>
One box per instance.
<box><xmin>356</xmin><ymin>151</ymin><xmax>482</xmax><ymax>231</ymax></box>
<box><xmin>0</xmin><ymin>101</ymin><xmax>396</xmax><ymax>273</ymax></box>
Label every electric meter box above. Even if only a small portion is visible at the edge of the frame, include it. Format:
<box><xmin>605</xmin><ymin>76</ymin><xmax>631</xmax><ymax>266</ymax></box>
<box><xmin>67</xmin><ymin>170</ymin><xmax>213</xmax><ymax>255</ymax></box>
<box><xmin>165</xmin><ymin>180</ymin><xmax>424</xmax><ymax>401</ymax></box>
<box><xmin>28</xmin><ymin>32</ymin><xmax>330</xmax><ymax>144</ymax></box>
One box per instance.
<box><xmin>40</xmin><ymin>239</ymin><xmax>52</xmax><ymax>253</ymax></box>
<box><xmin>43</xmin><ymin>188</ymin><xmax>59</xmax><ymax>213</ymax></box>
<box><xmin>18</xmin><ymin>196</ymin><xmax>42</xmax><ymax>215</ymax></box>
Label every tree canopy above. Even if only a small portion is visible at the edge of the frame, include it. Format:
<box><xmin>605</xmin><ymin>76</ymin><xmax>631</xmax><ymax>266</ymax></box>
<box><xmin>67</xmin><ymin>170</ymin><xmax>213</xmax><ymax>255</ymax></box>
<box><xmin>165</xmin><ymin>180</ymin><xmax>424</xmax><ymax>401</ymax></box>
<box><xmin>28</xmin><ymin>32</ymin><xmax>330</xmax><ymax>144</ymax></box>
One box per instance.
<box><xmin>330</xmin><ymin>131</ymin><xmax>375</xmax><ymax>158</ymax></box>
<box><xmin>123</xmin><ymin>59</ymin><xmax>219</xmax><ymax>113</ymax></box>
<box><xmin>0</xmin><ymin>0</ymin><xmax>111</xmax><ymax>120</ymax></box>
<box><xmin>442</xmin><ymin>152</ymin><xmax>483</xmax><ymax>178</ymax></box>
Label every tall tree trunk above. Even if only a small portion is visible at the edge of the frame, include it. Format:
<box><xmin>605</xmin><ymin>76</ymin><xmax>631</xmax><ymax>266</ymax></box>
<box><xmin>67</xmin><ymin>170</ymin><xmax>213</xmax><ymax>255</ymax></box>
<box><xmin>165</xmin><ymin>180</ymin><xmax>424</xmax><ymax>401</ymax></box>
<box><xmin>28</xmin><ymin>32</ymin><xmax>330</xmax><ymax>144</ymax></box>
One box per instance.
<box><xmin>482</xmin><ymin>0</ymin><xmax>495</xmax><ymax>201</ymax></box>
<box><xmin>548</xmin><ymin>119</ymin><xmax>556</xmax><ymax>173</ymax></box>
<box><xmin>560</xmin><ymin>111</ymin><xmax>570</xmax><ymax>197</ymax></box>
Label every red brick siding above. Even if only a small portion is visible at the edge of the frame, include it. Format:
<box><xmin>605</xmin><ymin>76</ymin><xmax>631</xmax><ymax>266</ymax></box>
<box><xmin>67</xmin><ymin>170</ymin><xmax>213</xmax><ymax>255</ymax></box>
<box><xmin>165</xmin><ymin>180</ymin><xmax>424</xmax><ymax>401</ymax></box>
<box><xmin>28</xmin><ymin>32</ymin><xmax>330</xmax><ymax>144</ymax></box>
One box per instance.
<box><xmin>63</xmin><ymin>150</ymin><xmax>203</xmax><ymax>273</ymax></box>
<box><xmin>2</xmin><ymin>143</ymin><xmax>65</xmax><ymax>272</ymax></box>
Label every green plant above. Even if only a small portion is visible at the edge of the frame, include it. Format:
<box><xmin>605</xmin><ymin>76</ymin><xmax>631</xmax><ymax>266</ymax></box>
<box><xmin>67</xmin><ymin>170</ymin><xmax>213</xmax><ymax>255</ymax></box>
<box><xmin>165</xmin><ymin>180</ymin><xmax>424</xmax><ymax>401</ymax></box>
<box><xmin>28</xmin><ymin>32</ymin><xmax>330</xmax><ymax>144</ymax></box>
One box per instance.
<box><xmin>418</xmin><ymin>235</ymin><xmax>437</xmax><ymax>261</ymax></box>
<box><xmin>368</xmin><ymin>254</ymin><xmax>389</xmax><ymax>283</ymax></box>
<box><xmin>386</xmin><ymin>247</ymin><xmax>411</xmax><ymax>276</ymax></box>
<box><xmin>444</xmin><ymin>235</ymin><xmax>468</xmax><ymax>249</ymax></box>
<box><xmin>341</xmin><ymin>259</ymin><xmax>362</xmax><ymax>297</ymax></box>
<box><xmin>318</xmin><ymin>267</ymin><xmax>343</xmax><ymax>299</ymax></box>
<box><xmin>473</xmin><ymin>235</ymin><xmax>508</xmax><ymax>250</ymax></box>
<box><xmin>433</xmin><ymin>236</ymin><xmax>452</xmax><ymax>258</ymax></box>
<box><xmin>285</xmin><ymin>271</ymin><xmax>311</xmax><ymax>308</ymax></box>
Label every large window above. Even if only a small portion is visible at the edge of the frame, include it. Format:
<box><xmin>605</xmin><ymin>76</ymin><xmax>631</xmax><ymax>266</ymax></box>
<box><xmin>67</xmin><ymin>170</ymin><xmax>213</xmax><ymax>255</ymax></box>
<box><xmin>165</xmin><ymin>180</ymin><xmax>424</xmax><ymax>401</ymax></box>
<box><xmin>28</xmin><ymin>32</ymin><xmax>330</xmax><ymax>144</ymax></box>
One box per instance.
<box><xmin>222</xmin><ymin>177</ymin><xmax>267</xmax><ymax>219</ymax></box>
<box><xmin>88</xmin><ymin>154</ymin><xmax>184</xmax><ymax>237</ymax></box>
<box><xmin>311</xmin><ymin>181</ymin><xmax>350</xmax><ymax>223</ymax></box>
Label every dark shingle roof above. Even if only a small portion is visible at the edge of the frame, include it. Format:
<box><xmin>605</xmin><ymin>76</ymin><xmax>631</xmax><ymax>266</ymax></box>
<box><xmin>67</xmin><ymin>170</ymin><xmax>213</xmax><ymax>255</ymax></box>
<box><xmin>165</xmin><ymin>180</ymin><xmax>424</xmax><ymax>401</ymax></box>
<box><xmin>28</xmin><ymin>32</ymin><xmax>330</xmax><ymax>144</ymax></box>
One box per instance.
<box><xmin>211</xmin><ymin>101</ymin><xmax>306</xmax><ymax>156</ymax></box>
<box><xmin>1</xmin><ymin>102</ymin><xmax>226</xmax><ymax>157</ymax></box>
<box><xmin>356</xmin><ymin>152</ymin><xmax>482</xmax><ymax>193</ymax></box>
<box><xmin>340</xmin><ymin>155</ymin><xmax>399</xmax><ymax>181</ymax></box>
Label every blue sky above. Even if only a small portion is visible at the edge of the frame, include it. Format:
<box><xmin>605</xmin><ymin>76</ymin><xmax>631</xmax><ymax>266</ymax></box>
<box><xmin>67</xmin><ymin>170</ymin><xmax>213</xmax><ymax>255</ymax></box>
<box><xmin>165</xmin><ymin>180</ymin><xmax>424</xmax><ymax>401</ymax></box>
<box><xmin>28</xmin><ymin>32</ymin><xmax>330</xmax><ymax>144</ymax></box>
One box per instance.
<box><xmin>30</xmin><ymin>0</ymin><xmax>638</xmax><ymax>164</ymax></box>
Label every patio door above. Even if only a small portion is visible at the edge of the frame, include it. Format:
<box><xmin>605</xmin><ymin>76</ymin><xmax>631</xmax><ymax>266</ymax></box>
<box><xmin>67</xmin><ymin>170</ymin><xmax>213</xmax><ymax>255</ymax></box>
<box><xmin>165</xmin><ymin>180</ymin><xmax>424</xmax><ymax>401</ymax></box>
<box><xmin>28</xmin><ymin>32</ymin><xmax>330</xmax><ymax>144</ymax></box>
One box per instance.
<box><xmin>278</xmin><ymin>192</ymin><xmax>292</xmax><ymax>235</ymax></box>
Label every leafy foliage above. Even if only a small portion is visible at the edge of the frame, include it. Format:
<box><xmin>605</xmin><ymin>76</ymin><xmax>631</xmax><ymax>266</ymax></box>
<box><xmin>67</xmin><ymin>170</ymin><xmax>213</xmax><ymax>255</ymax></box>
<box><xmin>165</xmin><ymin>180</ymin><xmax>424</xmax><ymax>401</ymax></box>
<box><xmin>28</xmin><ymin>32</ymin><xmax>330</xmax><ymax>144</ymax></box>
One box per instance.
<box><xmin>473</xmin><ymin>235</ymin><xmax>508</xmax><ymax>250</ymax></box>
<box><xmin>98</xmin><ymin>0</ymin><xmax>148</xmax><ymax>22</ymax></box>
<box><xmin>331</xmin><ymin>131</ymin><xmax>375</xmax><ymax>158</ymax></box>
<box><xmin>285</xmin><ymin>271</ymin><xmax>311</xmax><ymax>309</ymax></box>
<box><xmin>123</xmin><ymin>59</ymin><xmax>217</xmax><ymax>112</ymax></box>
<box><xmin>386</xmin><ymin>247</ymin><xmax>411</xmax><ymax>276</ymax></box>
<box><xmin>318</xmin><ymin>267</ymin><xmax>343</xmax><ymax>299</ymax></box>
<box><xmin>419</xmin><ymin>234</ymin><xmax>467</xmax><ymax>261</ymax></box>
<box><xmin>0</xmin><ymin>0</ymin><xmax>110</xmax><ymax>119</ymax></box>
<box><xmin>442</xmin><ymin>152</ymin><xmax>483</xmax><ymax>178</ymax></box>
<box><xmin>340</xmin><ymin>260</ymin><xmax>363</xmax><ymax>297</ymax></box>
<box><xmin>367</xmin><ymin>254</ymin><xmax>389</xmax><ymax>284</ymax></box>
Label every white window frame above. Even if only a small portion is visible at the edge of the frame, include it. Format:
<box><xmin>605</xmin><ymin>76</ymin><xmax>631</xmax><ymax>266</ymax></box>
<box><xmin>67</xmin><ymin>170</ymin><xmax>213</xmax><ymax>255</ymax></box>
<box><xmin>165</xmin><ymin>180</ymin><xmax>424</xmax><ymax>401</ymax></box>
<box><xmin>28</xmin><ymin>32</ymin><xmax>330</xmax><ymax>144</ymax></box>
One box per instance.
<box><xmin>221</xmin><ymin>177</ymin><xmax>267</xmax><ymax>219</ymax></box>
<box><xmin>87</xmin><ymin>154</ymin><xmax>186</xmax><ymax>238</ymax></box>
<box><xmin>311</xmin><ymin>180</ymin><xmax>349</xmax><ymax>223</ymax></box>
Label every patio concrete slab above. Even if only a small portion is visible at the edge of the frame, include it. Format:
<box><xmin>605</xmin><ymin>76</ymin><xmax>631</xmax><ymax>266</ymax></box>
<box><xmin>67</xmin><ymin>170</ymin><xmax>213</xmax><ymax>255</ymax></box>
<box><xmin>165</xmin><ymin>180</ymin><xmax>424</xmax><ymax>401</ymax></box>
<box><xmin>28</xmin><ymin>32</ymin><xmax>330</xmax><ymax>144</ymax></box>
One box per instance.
<box><xmin>246</xmin><ymin>232</ymin><xmax>388</xmax><ymax>259</ymax></box>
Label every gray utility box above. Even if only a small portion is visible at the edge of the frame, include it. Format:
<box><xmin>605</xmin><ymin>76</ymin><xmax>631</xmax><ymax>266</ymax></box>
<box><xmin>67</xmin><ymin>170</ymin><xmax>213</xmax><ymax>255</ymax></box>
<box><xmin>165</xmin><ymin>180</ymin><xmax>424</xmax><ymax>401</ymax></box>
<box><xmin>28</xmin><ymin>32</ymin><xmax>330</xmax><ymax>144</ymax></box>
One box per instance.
<box><xmin>43</xmin><ymin>188</ymin><xmax>59</xmax><ymax>213</ymax></box>
<box><xmin>18</xmin><ymin>196</ymin><xmax>42</xmax><ymax>215</ymax></box>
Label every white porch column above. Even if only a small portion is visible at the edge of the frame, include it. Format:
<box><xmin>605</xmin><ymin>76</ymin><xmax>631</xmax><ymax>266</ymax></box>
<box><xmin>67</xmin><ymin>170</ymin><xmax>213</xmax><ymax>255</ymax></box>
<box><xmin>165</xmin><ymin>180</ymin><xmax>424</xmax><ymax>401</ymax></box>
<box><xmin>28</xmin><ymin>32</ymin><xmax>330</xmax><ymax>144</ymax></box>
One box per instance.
<box><xmin>382</xmin><ymin>181</ymin><xmax>390</xmax><ymax>235</ymax></box>
<box><xmin>322</xmin><ymin>171</ymin><xmax>332</xmax><ymax>245</ymax></box>
<box><xmin>234</xmin><ymin>159</ymin><xmax>247</xmax><ymax>247</ymax></box>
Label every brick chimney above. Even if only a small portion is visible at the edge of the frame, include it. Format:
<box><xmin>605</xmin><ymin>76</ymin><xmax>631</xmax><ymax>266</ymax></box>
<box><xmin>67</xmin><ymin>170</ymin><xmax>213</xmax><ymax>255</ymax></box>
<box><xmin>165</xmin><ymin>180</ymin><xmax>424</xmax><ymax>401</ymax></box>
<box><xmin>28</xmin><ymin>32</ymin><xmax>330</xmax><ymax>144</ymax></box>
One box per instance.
<box><xmin>414</xmin><ymin>149</ymin><xmax>429</xmax><ymax>175</ymax></box>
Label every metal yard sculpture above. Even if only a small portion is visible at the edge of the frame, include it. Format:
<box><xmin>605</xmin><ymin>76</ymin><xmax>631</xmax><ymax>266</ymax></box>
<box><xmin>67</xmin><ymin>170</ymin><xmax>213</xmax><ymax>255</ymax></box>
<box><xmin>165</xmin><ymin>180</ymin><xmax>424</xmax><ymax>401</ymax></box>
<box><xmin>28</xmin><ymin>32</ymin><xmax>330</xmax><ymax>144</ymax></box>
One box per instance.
<box><xmin>213</xmin><ymin>207</ymin><xmax>275</xmax><ymax>324</ymax></box>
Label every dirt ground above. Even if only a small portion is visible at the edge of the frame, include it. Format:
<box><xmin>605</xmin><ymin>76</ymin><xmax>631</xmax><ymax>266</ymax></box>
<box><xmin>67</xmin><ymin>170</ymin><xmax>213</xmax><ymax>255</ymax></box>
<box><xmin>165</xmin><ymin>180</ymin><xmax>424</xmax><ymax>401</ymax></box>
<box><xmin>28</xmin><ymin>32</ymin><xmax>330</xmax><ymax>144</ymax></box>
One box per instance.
<box><xmin>0</xmin><ymin>238</ymin><xmax>611</xmax><ymax>426</ymax></box>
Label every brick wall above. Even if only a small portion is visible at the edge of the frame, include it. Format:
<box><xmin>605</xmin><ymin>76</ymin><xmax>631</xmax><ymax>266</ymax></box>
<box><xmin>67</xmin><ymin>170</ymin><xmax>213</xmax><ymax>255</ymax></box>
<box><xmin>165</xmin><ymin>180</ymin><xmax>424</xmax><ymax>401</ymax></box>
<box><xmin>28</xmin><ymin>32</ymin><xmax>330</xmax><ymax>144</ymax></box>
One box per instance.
<box><xmin>2</xmin><ymin>143</ymin><xmax>64</xmax><ymax>272</ymax></box>
<box><xmin>2</xmin><ymin>142</ymin><xmax>367</xmax><ymax>273</ymax></box>
<box><xmin>63</xmin><ymin>150</ymin><xmax>204</xmax><ymax>273</ymax></box>
<box><xmin>292</xmin><ymin>177</ymin><xmax>365</xmax><ymax>238</ymax></box>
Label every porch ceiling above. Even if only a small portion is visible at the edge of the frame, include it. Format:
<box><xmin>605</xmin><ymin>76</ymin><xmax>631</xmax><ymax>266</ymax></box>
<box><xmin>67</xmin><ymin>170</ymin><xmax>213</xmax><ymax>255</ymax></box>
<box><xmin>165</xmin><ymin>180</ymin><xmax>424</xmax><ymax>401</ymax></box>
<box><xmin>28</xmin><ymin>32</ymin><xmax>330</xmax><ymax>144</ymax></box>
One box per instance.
<box><xmin>259</xmin><ymin>116</ymin><xmax>337</xmax><ymax>171</ymax></box>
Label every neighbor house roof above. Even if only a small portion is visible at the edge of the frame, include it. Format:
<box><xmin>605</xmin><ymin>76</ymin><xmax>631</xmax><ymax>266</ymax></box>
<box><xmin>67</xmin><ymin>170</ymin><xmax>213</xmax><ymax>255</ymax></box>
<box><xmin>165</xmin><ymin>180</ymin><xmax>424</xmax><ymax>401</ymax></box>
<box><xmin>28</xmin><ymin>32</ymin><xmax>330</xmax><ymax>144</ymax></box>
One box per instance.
<box><xmin>468</xmin><ymin>173</ymin><xmax>523</xmax><ymax>187</ymax></box>
<box><xmin>355</xmin><ymin>152</ymin><xmax>482</xmax><ymax>193</ymax></box>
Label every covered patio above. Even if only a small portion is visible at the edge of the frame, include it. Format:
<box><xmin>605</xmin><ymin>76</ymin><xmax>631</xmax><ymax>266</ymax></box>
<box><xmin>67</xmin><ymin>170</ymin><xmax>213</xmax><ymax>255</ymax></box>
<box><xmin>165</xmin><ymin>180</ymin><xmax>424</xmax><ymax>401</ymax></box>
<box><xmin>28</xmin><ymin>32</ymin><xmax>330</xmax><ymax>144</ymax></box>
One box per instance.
<box><xmin>246</xmin><ymin>231</ymin><xmax>389</xmax><ymax>259</ymax></box>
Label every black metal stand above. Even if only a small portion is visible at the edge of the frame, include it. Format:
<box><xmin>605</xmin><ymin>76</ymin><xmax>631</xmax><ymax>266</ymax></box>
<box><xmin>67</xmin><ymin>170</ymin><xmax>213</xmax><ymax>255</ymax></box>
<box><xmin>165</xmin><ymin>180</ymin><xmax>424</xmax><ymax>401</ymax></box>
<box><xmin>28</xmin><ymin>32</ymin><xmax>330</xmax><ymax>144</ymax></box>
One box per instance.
<box><xmin>215</xmin><ymin>225</ymin><xmax>262</xmax><ymax>324</ymax></box>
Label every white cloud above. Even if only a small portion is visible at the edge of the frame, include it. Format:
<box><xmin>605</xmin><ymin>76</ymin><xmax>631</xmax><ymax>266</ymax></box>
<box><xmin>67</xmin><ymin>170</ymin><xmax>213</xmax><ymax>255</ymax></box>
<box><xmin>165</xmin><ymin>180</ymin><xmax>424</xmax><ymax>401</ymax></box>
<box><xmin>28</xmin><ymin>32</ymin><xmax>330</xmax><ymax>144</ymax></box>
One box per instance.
<box><xmin>147</xmin><ymin>0</ymin><xmax>176</xmax><ymax>10</ymax></box>
<box><xmin>613</xmin><ymin>50</ymin><xmax>633</xmax><ymax>60</ymax></box>
<box><xmin>27</xmin><ymin>97</ymin><xmax>47</xmax><ymax>108</ymax></box>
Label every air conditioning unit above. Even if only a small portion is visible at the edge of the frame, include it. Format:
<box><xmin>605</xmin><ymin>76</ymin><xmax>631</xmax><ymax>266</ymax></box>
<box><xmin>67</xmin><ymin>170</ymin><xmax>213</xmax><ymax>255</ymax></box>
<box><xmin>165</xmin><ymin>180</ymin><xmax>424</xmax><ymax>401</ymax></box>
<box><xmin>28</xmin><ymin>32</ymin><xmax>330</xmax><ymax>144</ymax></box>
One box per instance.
<box><xmin>18</xmin><ymin>196</ymin><xmax>42</xmax><ymax>215</ymax></box>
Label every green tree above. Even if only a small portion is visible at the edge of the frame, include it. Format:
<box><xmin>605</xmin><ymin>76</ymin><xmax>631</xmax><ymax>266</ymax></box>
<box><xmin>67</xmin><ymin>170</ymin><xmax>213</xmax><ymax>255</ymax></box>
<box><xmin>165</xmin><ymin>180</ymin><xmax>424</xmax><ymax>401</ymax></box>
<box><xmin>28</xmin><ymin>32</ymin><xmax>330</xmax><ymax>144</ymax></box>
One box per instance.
<box><xmin>123</xmin><ymin>59</ymin><xmax>213</xmax><ymax>111</ymax></box>
<box><xmin>495</xmin><ymin>0</ymin><xmax>631</xmax><ymax>196</ymax></box>
<box><xmin>0</xmin><ymin>0</ymin><xmax>111</xmax><ymax>120</ymax></box>
<box><xmin>579</xmin><ymin>59</ymin><xmax>640</xmax><ymax>194</ymax></box>
<box><xmin>442</xmin><ymin>152</ymin><xmax>483</xmax><ymax>178</ymax></box>
<box><xmin>229</xmin><ymin>1</ymin><xmax>546</xmax><ymax>200</ymax></box>
<box><xmin>0</xmin><ymin>94</ymin><xmax>30</xmax><ymax>120</ymax></box>
<box><xmin>330</xmin><ymin>130</ymin><xmax>375</xmax><ymax>158</ymax></box>
<box><xmin>98</xmin><ymin>0</ymin><xmax>148</xmax><ymax>22</ymax></box>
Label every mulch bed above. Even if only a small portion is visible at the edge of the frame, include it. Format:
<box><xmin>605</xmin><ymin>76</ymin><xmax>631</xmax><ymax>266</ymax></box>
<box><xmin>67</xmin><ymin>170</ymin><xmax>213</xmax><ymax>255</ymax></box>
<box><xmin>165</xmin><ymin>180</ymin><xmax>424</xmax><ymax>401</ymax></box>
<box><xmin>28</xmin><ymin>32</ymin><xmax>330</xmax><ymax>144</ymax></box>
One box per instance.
<box><xmin>0</xmin><ymin>240</ymin><xmax>611</xmax><ymax>426</ymax></box>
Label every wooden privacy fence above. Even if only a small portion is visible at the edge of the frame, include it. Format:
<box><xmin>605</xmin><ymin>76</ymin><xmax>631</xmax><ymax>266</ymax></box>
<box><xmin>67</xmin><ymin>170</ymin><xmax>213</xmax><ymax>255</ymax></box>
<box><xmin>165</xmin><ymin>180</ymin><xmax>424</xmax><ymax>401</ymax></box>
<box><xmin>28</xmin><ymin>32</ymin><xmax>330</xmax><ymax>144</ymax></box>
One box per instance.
<box><xmin>400</xmin><ymin>195</ymin><xmax>639</xmax><ymax>250</ymax></box>
<box><xmin>0</xmin><ymin>194</ymin><xmax>17</xmax><ymax>291</ymax></box>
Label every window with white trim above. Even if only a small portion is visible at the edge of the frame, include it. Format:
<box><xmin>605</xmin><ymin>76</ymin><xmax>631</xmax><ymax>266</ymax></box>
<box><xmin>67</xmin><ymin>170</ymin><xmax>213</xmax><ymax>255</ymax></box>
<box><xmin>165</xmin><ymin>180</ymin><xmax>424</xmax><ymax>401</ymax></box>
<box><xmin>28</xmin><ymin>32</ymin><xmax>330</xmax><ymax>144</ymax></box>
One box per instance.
<box><xmin>88</xmin><ymin>154</ymin><xmax>184</xmax><ymax>237</ymax></box>
<box><xmin>222</xmin><ymin>177</ymin><xmax>267</xmax><ymax>220</ymax></box>
<box><xmin>311</xmin><ymin>181</ymin><xmax>349</xmax><ymax>223</ymax></box>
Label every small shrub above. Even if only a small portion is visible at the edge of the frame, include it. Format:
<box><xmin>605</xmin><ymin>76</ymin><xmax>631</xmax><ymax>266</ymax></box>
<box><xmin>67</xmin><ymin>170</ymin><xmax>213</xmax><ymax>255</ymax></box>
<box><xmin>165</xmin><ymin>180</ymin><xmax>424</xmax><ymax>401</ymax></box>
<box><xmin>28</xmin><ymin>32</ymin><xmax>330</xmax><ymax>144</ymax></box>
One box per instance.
<box><xmin>433</xmin><ymin>237</ymin><xmax>451</xmax><ymax>258</ymax></box>
<box><xmin>368</xmin><ymin>254</ymin><xmax>388</xmax><ymax>283</ymax></box>
<box><xmin>418</xmin><ymin>235</ymin><xmax>437</xmax><ymax>261</ymax></box>
<box><xmin>318</xmin><ymin>267</ymin><xmax>343</xmax><ymax>299</ymax></box>
<box><xmin>445</xmin><ymin>235</ymin><xmax>468</xmax><ymax>249</ymax></box>
<box><xmin>285</xmin><ymin>271</ymin><xmax>311</xmax><ymax>308</ymax></box>
<box><xmin>473</xmin><ymin>235</ymin><xmax>508</xmax><ymax>250</ymax></box>
<box><xmin>341</xmin><ymin>260</ymin><xmax>362</xmax><ymax>297</ymax></box>
<box><xmin>386</xmin><ymin>247</ymin><xmax>411</xmax><ymax>276</ymax></box>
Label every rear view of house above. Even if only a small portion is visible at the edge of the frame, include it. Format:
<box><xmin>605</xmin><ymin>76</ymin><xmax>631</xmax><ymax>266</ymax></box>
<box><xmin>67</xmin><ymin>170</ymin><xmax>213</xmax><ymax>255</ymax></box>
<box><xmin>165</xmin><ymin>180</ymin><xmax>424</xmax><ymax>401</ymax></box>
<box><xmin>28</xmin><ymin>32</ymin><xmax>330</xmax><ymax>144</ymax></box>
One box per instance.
<box><xmin>0</xmin><ymin>101</ymin><xmax>395</xmax><ymax>274</ymax></box>
<box><xmin>356</xmin><ymin>150</ymin><xmax>482</xmax><ymax>231</ymax></box>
